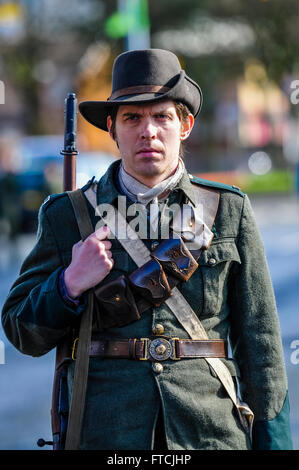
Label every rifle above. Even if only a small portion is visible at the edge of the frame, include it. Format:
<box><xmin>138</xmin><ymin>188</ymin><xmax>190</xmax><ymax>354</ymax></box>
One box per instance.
<box><xmin>37</xmin><ymin>93</ymin><xmax>78</xmax><ymax>450</ymax></box>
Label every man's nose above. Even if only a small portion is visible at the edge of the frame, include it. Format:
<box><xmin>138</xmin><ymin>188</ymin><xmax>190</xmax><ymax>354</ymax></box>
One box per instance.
<box><xmin>141</xmin><ymin>120</ymin><xmax>157</xmax><ymax>139</ymax></box>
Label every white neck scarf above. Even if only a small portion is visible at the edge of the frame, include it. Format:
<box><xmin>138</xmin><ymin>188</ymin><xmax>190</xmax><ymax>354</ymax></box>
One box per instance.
<box><xmin>118</xmin><ymin>158</ymin><xmax>185</xmax><ymax>204</ymax></box>
<box><xmin>118</xmin><ymin>159</ymin><xmax>185</xmax><ymax>231</ymax></box>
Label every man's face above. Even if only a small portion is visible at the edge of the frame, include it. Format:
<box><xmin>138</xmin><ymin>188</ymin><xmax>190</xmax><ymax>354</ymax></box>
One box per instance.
<box><xmin>107</xmin><ymin>100</ymin><xmax>194</xmax><ymax>186</ymax></box>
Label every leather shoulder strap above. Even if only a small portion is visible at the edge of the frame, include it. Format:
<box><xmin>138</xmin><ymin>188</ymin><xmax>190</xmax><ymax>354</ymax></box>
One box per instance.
<box><xmin>64</xmin><ymin>189</ymin><xmax>94</xmax><ymax>450</ymax></box>
<box><xmin>84</xmin><ymin>181</ymin><xmax>97</xmax><ymax>210</ymax></box>
<box><xmin>67</xmin><ymin>188</ymin><xmax>94</xmax><ymax>241</ymax></box>
<box><xmin>191</xmin><ymin>183</ymin><xmax>220</xmax><ymax>231</ymax></box>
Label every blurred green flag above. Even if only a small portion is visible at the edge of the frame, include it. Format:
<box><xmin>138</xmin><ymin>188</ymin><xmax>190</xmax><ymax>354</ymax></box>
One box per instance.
<box><xmin>105</xmin><ymin>0</ymin><xmax>149</xmax><ymax>39</ymax></box>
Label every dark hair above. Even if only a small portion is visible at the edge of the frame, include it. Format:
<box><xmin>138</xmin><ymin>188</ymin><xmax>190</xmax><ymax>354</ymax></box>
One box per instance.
<box><xmin>108</xmin><ymin>101</ymin><xmax>191</xmax><ymax>156</ymax></box>
<box><xmin>108</xmin><ymin>105</ymin><xmax>119</xmax><ymax>141</ymax></box>
<box><xmin>173</xmin><ymin>102</ymin><xmax>191</xmax><ymax>125</ymax></box>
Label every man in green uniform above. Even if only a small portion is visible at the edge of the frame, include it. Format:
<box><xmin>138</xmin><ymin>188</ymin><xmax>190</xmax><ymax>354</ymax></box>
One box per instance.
<box><xmin>1</xmin><ymin>49</ymin><xmax>293</xmax><ymax>450</ymax></box>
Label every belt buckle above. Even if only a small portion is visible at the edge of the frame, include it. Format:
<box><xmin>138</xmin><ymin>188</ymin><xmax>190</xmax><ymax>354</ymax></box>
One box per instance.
<box><xmin>139</xmin><ymin>337</ymin><xmax>181</xmax><ymax>361</ymax></box>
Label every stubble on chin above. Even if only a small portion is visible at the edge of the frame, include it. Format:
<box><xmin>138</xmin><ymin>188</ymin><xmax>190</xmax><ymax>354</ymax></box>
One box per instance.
<box><xmin>126</xmin><ymin>155</ymin><xmax>165</xmax><ymax>178</ymax></box>
<box><xmin>132</xmin><ymin>162</ymin><xmax>179</xmax><ymax>188</ymax></box>
<box><xmin>136</xmin><ymin>163</ymin><xmax>162</xmax><ymax>177</ymax></box>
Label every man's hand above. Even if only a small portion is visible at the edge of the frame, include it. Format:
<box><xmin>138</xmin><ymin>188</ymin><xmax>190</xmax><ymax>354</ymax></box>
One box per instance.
<box><xmin>64</xmin><ymin>225</ymin><xmax>113</xmax><ymax>298</ymax></box>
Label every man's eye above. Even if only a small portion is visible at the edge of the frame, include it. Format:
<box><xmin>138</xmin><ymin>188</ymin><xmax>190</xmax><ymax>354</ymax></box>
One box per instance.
<box><xmin>126</xmin><ymin>115</ymin><xmax>139</xmax><ymax>121</ymax></box>
<box><xmin>157</xmin><ymin>114</ymin><xmax>169</xmax><ymax>119</ymax></box>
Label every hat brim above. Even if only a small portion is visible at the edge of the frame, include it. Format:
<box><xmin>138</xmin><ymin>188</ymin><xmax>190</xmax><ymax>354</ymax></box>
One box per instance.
<box><xmin>79</xmin><ymin>71</ymin><xmax>203</xmax><ymax>132</ymax></box>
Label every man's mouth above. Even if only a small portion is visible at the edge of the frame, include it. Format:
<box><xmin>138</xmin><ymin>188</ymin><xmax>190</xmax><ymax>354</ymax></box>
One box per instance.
<box><xmin>137</xmin><ymin>148</ymin><xmax>161</xmax><ymax>156</ymax></box>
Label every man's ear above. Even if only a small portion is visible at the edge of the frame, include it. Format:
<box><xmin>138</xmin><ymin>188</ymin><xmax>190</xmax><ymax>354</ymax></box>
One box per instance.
<box><xmin>180</xmin><ymin>114</ymin><xmax>194</xmax><ymax>141</ymax></box>
<box><xmin>107</xmin><ymin>115</ymin><xmax>119</xmax><ymax>148</ymax></box>
<box><xmin>107</xmin><ymin>115</ymin><xmax>114</xmax><ymax>140</ymax></box>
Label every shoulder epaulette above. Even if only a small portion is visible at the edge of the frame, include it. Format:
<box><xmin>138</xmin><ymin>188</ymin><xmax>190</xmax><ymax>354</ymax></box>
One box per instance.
<box><xmin>42</xmin><ymin>176</ymin><xmax>96</xmax><ymax>211</ymax></box>
<box><xmin>81</xmin><ymin>175</ymin><xmax>96</xmax><ymax>192</ymax></box>
<box><xmin>189</xmin><ymin>174</ymin><xmax>245</xmax><ymax>197</ymax></box>
<box><xmin>42</xmin><ymin>192</ymin><xmax>66</xmax><ymax>210</ymax></box>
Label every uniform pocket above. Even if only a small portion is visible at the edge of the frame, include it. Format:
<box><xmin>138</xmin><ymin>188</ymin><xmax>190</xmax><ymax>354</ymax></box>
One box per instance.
<box><xmin>198</xmin><ymin>239</ymin><xmax>241</xmax><ymax>316</ymax></box>
<box><xmin>92</xmin><ymin>250</ymin><xmax>136</xmax><ymax>331</ymax></box>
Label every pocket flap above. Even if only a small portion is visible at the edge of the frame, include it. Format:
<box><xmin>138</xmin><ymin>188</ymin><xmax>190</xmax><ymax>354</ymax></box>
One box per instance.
<box><xmin>198</xmin><ymin>240</ymin><xmax>241</xmax><ymax>267</ymax></box>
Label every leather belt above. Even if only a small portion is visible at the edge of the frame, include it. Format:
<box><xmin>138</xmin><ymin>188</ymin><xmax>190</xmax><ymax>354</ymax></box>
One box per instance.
<box><xmin>72</xmin><ymin>337</ymin><xmax>228</xmax><ymax>361</ymax></box>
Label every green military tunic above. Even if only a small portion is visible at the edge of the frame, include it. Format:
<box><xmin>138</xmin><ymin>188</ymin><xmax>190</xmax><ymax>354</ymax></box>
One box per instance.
<box><xmin>1</xmin><ymin>160</ymin><xmax>292</xmax><ymax>450</ymax></box>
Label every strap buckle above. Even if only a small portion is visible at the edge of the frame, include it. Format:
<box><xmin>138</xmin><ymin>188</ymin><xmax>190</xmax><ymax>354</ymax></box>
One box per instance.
<box><xmin>139</xmin><ymin>338</ymin><xmax>149</xmax><ymax>361</ymax></box>
<box><xmin>236</xmin><ymin>399</ymin><xmax>254</xmax><ymax>441</ymax></box>
<box><xmin>169</xmin><ymin>337</ymin><xmax>181</xmax><ymax>360</ymax></box>
<box><xmin>71</xmin><ymin>338</ymin><xmax>79</xmax><ymax>360</ymax></box>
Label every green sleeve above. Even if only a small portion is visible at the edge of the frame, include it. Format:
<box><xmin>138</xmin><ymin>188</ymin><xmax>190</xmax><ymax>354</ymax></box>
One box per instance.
<box><xmin>229</xmin><ymin>195</ymin><xmax>293</xmax><ymax>450</ymax></box>
<box><xmin>1</xmin><ymin>203</ymin><xmax>87</xmax><ymax>357</ymax></box>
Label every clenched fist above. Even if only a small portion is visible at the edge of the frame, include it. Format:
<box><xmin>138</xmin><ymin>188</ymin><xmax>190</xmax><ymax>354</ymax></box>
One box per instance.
<box><xmin>64</xmin><ymin>225</ymin><xmax>113</xmax><ymax>298</ymax></box>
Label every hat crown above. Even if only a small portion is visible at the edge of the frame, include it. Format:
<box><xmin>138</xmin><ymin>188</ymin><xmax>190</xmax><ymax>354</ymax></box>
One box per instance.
<box><xmin>112</xmin><ymin>49</ymin><xmax>182</xmax><ymax>92</ymax></box>
<box><xmin>79</xmin><ymin>48</ymin><xmax>203</xmax><ymax>131</ymax></box>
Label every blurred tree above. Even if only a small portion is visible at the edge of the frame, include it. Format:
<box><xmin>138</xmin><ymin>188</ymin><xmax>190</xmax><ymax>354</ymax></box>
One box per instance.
<box><xmin>0</xmin><ymin>0</ymin><xmax>112</xmax><ymax>134</ymax></box>
<box><xmin>149</xmin><ymin>0</ymin><xmax>299</xmax><ymax>82</ymax></box>
<box><xmin>1</xmin><ymin>0</ymin><xmax>299</xmax><ymax>135</ymax></box>
<box><xmin>148</xmin><ymin>0</ymin><xmax>299</xmax><ymax>116</ymax></box>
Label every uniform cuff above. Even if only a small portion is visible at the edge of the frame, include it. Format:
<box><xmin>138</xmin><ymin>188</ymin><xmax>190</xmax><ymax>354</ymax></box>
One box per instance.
<box><xmin>252</xmin><ymin>391</ymin><xmax>293</xmax><ymax>450</ymax></box>
<box><xmin>59</xmin><ymin>267</ymin><xmax>82</xmax><ymax>308</ymax></box>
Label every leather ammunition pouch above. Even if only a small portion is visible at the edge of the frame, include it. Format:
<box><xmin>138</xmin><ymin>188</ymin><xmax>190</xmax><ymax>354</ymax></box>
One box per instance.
<box><xmin>152</xmin><ymin>234</ymin><xmax>198</xmax><ymax>281</ymax></box>
<box><xmin>94</xmin><ymin>275</ymin><xmax>140</xmax><ymax>329</ymax></box>
<box><xmin>93</xmin><ymin>234</ymin><xmax>199</xmax><ymax>330</ymax></box>
<box><xmin>129</xmin><ymin>258</ymin><xmax>172</xmax><ymax>307</ymax></box>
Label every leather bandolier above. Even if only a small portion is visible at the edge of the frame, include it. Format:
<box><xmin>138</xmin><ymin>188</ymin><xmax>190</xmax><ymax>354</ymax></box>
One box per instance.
<box><xmin>87</xmin><ymin>180</ymin><xmax>219</xmax><ymax>332</ymax></box>
<box><xmin>93</xmin><ymin>227</ymin><xmax>200</xmax><ymax>330</ymax></box>
<box><xmin>60</xmin><ymin>183</ymin><xmax>254</xmax><ymax>450</ymax></box>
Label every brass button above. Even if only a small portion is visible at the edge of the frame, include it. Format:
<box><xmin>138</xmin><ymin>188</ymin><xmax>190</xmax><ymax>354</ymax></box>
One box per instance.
<box><xmin>114</xmin><ymin>294</ymin><xmax>121</xmax><ymax>302</ymax></box>
<box><xmin>152</xmin><ymin>324</ymin><xmax>164</xmax><ymax>335</ymax></box>
<box><xmin>155</xmin><ymin>344</ymin><xmax>167</xmax><ymax>355</ymax></box>
<box><xmin>208</xmin><ymin>257</ymin><xmax>216</xmax><ymax>266</ymax></box>
<box><xmin>152</xmin><ymin>362</ymin><xmax>163</xmax><ymax>374</ymax></box>
<box><xmin>151</xmin><ymin>241</ymin><xmax>159</xmax><ymax>251</ymax></box>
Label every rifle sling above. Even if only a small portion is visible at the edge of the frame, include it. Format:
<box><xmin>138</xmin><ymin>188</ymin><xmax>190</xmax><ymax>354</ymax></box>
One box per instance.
<box><xmin>64</xmin><ymin>189</ymin><xmax>95</xmax><ymax>451</ymax></box>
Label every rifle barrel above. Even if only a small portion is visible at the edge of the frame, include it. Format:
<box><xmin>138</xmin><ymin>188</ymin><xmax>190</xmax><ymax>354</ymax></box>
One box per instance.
<box><xmin>61</xmin><ymin>93</ymin><xmax>78</xmax><ymax>191</ymax></box>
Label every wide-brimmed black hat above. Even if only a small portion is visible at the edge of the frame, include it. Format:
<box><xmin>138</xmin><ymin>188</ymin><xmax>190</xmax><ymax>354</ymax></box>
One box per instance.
<box><xmin>79</xmin><ymin>48</ymin><xmax>203</xmax><ymax>132</ymax></box>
